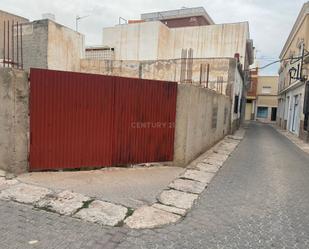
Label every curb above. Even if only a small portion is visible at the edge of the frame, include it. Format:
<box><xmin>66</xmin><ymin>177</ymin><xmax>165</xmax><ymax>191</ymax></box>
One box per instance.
<box><xmin>0</xmin><ymin>130</ymin><xmax>245</xmax><ymax>229</ymax></box>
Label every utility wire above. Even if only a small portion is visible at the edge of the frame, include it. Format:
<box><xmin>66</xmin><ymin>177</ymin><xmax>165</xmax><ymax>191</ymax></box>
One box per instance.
<box><xmin>248</xmin><ymin>51</ymin><xmax>309</xmax><ymax>71</ymax></box>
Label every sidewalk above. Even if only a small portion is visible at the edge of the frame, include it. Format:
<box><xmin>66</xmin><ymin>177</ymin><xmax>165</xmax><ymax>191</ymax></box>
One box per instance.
<box><xmin>272</xmin><ymin>125</ymin><xmax>309</xmax><ymax>154</ymax></box>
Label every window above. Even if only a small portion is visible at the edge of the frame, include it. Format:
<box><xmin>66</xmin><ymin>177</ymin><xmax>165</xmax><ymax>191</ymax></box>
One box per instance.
<box><xmin>212</xmin><ymin>106</ymin><xmax>218</xmax><ymax>129</ymax></box>
<box><xmin>262</xmin><ymin>86</ymin><xmax>271</xmax><ymax>94</ymax></box>
<box><xmin>257</xmin><ymin>107</ymin><xmax>268</xmax><ymax>118</ymax></box>
<box><xmin>224</xmin><ymin>107</ymin><xmax>228</xmax><ymax>125</ymax></box>
<box><xmin>234</xmin><ymin>95</ymin><xmax>239</xmax><ymax>113</ymax></box>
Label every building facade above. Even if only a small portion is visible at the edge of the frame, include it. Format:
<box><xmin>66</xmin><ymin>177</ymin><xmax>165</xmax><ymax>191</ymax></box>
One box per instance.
<box><xmin>99</xmin><ymin>7</ymin><xmax>254</xmax><ymax>132</ymax></box>
<box><xmin>245</xmin><ymin>67</ymin><xmax>258</xmax><ymax>121</ymax></box>
<box><xmin>21</xmin><ymin>19</ymin><xmax>85</xmax><ymax>71</ymax></box>
<box><xmin>140</xmin><ymin>7</ymin><xmax>214</xmax><ymax>28</ymax></box>
<box><xmin>277</xmin><ymin>2</ymin><xmax>309</xmax><ymax>142</ymax></box>
<box><xmin>102</xmin><ymin>20</ymin><xmax>253</xmax><ymax>69</ymax></box>
<box><xmin>256</xmin><ymin>76</ymin><xmax>279</xmax><ymax>123</ymax></box>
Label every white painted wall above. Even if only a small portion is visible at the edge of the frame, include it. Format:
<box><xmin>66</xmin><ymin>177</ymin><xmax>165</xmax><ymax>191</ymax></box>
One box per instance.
<box><xmin>102</xmin><ymin>21</ymin><xmax>250</xmax><ymax>65</ymax></box>
<box><xmin>103</xmin><ymin>22</ymin><xmax>161</xmax><ymax>61</ymax></box>
<box><xmin>278</xmin><ymin>82</ymin><xmax>306</xmax><ymax>134</ymax></box>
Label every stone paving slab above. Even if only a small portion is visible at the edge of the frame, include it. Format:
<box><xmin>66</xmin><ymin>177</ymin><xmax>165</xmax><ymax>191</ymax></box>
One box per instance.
<box><xmin>214</xmin><ymin>146</ymin><xmax>234</xmax><ymax>153</ymax></box>
<box><xmin>0</xmin><ymin>178</ymin><xmax>19</xmax><ymax>191</ymax></box>
<box><xmin>169</xmin><ymin>178</ymin><xmax>207</xmax><ymax>194</ymax></box>
<box><xmin>227</xmin><ymin>135</ymin><xmax>243</xmax><ymax>140</ymax></box>
<box><xmin>181</xmin><ymin>170</ymin><xmax>215</xmax><ymax>183</ymax></box>
<box><xmin>196</xmin><ymin>163</ymin><xmax>220</xmax><ymax>173</ymax></box>
<box><xmin>0</xmin><ymin>183</ymin><xmax>52</xmax><ymax>204</ymax></box>
<box><xmin>151</xmin><ymin>203</ymin><xmax>186</xmax><ymax>216</ymax></box>
<box><xmin>158</xmin><ymin>189</ymin><xmax>198</xmax><ymax>210</ymax></box>
<box><xmin>212</xmin><ymin>148</ymin><xmax>231</xmax><ymax>156</ymax></box>
<box><xmin>202</xmin><ymin>157</ymin><xmax>224</xmax><ymax>166</ymax></box>
<box><xmin>224</xmin><ymin>138</ymin><xmax>240</xmax><ymax>143</ymax></box>
<box><xmin>124</xmin><ymin>206</ymin><xmax>181</xmax><ymax>229</ymax></box>
<box><xmin>0</xmin><ymin>170</ymin><xmax>6</xmax><ymax>177</ymax></box>
<box><xmin>36</xmin><ymin>190</ymin><xmax>92</xmax><ymax>215</ymax></box>
<box><xmin>206</xmin><ymin>154</ymin><xmax>229</xmax><ymax>163</ymax></box>
<box><xmin>74</xmin><ymin>200</ymin><xmax>127</xmax><ymax>226</ymax></box>
<box><xmin>0</xmin><ymin>130</ymin><xmax>244</xmax><ymax>230</ymax></box>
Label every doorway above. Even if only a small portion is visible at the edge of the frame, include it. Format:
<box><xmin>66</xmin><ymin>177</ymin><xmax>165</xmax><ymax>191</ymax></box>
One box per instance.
<box><xmin>271</xmin><ymin>107</ymin><xmax>277</xmax><ymax>121</ymax></box>
<box><xmin>291</xmin><ymin>95</ymin><xmax>300</xmax><ymax>134</ymax></box>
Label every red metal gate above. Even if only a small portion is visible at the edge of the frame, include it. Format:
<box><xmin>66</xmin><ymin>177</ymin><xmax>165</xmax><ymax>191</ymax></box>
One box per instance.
<box><xmin>29</xmin><ymin>68</ymin><xmax>177</xmax><ymax>171</ymax></box>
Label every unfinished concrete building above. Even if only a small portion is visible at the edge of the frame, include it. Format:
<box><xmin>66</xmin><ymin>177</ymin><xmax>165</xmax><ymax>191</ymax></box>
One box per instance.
<box><xmin>81</xmin><ymin>7</ymin><xmax>254</xmax><ymax>131</ymax></box>
<box><xmin>1</xmin><ymin>9</ymin><xmax>85</xmax><ymax>71</ymax></box>
<box><xmin>22</xmin><ymin>19</ymin><xmax>85</xmax><ymax>71</ymax></box>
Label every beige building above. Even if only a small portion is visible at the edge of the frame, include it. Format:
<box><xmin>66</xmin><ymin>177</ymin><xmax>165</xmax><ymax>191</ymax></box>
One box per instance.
<box><xmin>277</xmin><ymin>2</ymin><xmax>309</xmax><ymax>142</ymax></box>
<box><xmin>255</xmin><ymin>76</ymin><xmax>279</xmax><ymax>123</ymax></box>
<box><xmin>97</xmin><ymin>7</ymin><xmax>254</xmax><ymax>131</ymax></box>
<box><xmin>21</xmin><ymin>19</ymin><xmax>85</xmax><ymax>71</ymax></box>
<box><xmin>102</xmin><ymin>21</ymin><xmax>253</xmax><ymax>70</ymax></box>
<box><xmin>0</xmin><ymin>9</ymin><xmax>84</xmax><ymax>71</ymax></box>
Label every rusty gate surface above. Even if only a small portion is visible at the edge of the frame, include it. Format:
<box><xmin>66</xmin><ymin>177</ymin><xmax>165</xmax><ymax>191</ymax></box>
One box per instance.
<box><xmin>29</xmin><ymin>68</ymin><xmax>177</xmax><ymax>171</ymax></box>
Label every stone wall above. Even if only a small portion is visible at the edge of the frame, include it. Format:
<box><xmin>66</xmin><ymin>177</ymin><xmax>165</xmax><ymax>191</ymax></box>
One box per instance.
<box><xmin>174</xmin><ymin>84</ymin><xmax>231</xmax><ymax>166</ymax></box>
<box><xmin>0</xmin><ymin>68</ymin><xmax>29</xmax><ymax>174</ymax></box>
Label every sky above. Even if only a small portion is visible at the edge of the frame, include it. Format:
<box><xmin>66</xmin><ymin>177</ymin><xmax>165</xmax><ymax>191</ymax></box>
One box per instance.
<box><xmin>0</xmin><ymin>0</ymin><xmax>308</xmax><ymax>75</ymax></box>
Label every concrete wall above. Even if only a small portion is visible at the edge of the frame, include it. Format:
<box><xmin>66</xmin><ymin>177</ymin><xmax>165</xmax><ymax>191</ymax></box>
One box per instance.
<box><xmin>80</xmin><ymin>57</ymin><xmax>244</xmax><ymax>132</ymax></box>
<box><xmin>47</xmin><ymin>21</ymin><xmax>85</xmax><ymax>71</ymax></box>
<box><xmin>80</xmin><ymin>57</ymin><xmax>237</xmax><ymax>96</ymax></box>
<box><xmin>0</xmin><ymin>68</ymin><xmax>28</xmax><ymax>174</ymax></box>
<box><xmin>103</xmin><ymin>22</ymin><xmax>161</xmax><ymax>61</ymax></box>
<box><xmin>22</xmin><ymin>20</ymin><xmax>49</xmax><ymax>70</ymax></box>
<box><xmin>174</xmin><ymin>84</ymin><xmax>231</xmax><ymax>166</ymax></box>
<box><xmin>102</xmin><ymin>21</ymin><xmax>250</xmax><ymax>67</ymax></box>
<box><xmin>228</xmin><ymin>61</ymin><xmax>244</xmax><ymax>132</ymax></box>
<box><xmin>0</xmin><ymin>10</ymin><xmax>29</xmax><ymax>59</ymax></box>
<box><xmin>0</xmin><ymin>68</ymin><xmax>233</xmax><ymax>172</ymax></box>
<box><xmin>22</xmin><ymin>19</ymin><xmax>85</xmax><ymax>71</ymax></box>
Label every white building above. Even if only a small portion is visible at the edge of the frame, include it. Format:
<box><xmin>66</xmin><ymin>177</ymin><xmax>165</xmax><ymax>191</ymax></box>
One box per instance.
<box><xmin>277</xmin><ymin>2</ymin><xmax>309</xmax><ymax>142</ymax></box>
<box><xmin>97</xmin><ymin>7</ymin><xmax>254</xmax><ymax>132</ymax></box>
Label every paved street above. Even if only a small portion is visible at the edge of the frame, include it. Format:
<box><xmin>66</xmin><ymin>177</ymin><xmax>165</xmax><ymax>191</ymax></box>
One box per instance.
<box><xmin>1</xmin><ymin>122</ymin><xmax>309</xmax><ymax>249</ymax></box>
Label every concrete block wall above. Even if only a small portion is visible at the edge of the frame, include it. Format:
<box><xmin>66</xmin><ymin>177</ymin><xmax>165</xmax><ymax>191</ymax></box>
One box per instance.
<box><xmin>174</xmin><ymin>84</ymin><xmax>231</xmax><ymax>166</ymax></box>
<box><xmin>21</xmin><ymin>19</ymin><xmax>84</xmax><ymax>72</ymax></box>
<box><xmin>22</xmin><ymin>20</ymin><xmax>49</xmax><ymax>71</ymax></box>
<box><xmin>0</xmin><ymin>68</ymin><xmax>29</xmax><ymax>174</ymax></box>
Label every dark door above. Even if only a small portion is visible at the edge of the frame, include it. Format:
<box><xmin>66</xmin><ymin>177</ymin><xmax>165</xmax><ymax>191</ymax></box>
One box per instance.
<box><xmin>271</xmin><ymin>107</ymin><xmax>277</xmax><ymax>121</ymax></box>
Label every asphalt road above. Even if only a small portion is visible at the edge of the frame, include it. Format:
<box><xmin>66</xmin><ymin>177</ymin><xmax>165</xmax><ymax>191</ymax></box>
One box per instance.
<box><xmin>1</xmin><ymin>122</ymin><xmax>309</xmax><ymax>249</ymax></box>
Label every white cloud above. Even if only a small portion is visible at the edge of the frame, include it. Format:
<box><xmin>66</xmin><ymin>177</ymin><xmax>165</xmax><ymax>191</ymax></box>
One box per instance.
<box><xmin>0</xmin><ymin>0</ymin><xmax>307</xmax><ymax>75</ymax></box>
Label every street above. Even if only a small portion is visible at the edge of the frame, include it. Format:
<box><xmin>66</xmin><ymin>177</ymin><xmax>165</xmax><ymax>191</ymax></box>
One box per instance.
<box><xmin>1</xmin><ymin>122</ymin><xmax>309</xmax><ymax>249</ymax></box>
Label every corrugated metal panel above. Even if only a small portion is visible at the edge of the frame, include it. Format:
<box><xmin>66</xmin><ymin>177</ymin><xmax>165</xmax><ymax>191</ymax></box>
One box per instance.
<box><xmin>29</xmin><ymin>68</ymin><xmax>177</xmax><ymax>171</ymax></box>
